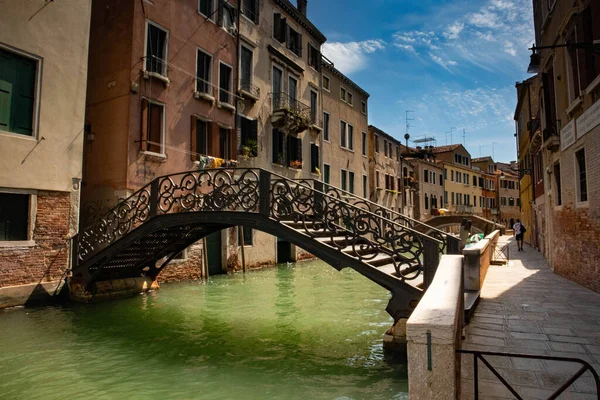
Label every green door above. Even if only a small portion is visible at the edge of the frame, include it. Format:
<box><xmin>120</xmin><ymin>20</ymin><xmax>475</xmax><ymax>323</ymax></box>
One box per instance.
<box><xmin>206</xmin><ymin>231</ymin><xmax>223</xmax><ymax>275</ymax></box>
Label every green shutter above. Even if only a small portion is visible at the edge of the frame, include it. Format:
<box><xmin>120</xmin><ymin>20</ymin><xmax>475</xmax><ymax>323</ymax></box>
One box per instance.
<box><xmin>0</xmin><ymin>51</ymin><xmax>16</xmax><ymax>132</ymax></box>
<box><xmin>0</xmin><ymin>50</ymin><xmax>35</xmax><ymax>136</ymax></box>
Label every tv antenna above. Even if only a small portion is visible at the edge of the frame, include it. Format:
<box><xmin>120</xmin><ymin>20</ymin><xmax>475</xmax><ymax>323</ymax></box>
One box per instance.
<box><xmin>446</xmin><ymin>127</ymin><xmax>456</xmax><ymax>145</ymax></box>
<box><xmin>405</xmin><ymin>110</ymin><xmax>414</xmax><ymax>137</ymax></box>
<box><xmin>462</xmin><ymin>128</ymin><xmax>466</xmax><ymax>146</ymax></box>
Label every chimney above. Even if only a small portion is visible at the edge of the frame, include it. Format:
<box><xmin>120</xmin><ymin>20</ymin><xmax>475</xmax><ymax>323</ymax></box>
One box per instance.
<box><xmin>297</xmin><ymin>0</ymin><xmax>307</xmax><ymax>16</ymax></box>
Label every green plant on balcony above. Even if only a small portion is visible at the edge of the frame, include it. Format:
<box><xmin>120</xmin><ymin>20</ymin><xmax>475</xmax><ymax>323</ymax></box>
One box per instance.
<box><xmin>289</xmin><ymin>160</ymin><xmax>303</xmax><ymax>169</ymax></box>
<box><xmin>241</xmin><ymin>139</ymin><xmax>258</xmax><ymax>161</ymax></box>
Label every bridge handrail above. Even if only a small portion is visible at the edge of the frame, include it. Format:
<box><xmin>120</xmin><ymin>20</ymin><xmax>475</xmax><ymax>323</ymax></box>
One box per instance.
<box><xmin>73</xmin><ymin>168</ymin><xmax>442</xmax><ymax>277</ymax></box>
<box><xmin>290</xmin><ymin>178</ymin><xmax>457</xmax><ymax>253</ymax></box>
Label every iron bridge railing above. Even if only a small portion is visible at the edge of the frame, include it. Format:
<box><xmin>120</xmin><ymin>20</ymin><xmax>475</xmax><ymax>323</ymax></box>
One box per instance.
<box><xmin>292</xmin><ymin>179</ymin><xmax>460</xmax><ymax>255</ymax></box>
<box><xmin>72</xmin><ymin>168</ymin><xmax>443</xmax><ymax>283</ymax></box>
<box><xmin>458</xmin><ymin>349</ymin><xmax>600</xmax><ymax>399</ymax></box>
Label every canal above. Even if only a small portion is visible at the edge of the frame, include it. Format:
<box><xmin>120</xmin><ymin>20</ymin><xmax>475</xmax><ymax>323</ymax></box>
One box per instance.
<box><xmin>0</xmin><ymin>260</ymin><xmax>408</xmax><ymax>400</ymax></box>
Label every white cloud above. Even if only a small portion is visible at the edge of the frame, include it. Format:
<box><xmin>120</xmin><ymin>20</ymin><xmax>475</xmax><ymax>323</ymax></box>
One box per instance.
<box><xmin>321</xmin><ymin>39</ymin><xmax>385</xmax><ymax>75</ymax></box>
<box><xmin>395</xmin><ymin>43</ymin><xmax>418</xmax><ymax>54</ymax></box>
<box><xmin>444</xmin><ymin>22</ymin><xmax>464</xmax><ymax>40</ymax></box>
<box><xmin>429</xmin><ymin>53</ymin><xmax>458</xmax><ymax>70</ymax></box>
<box><xmin>468</xmin><ymin>9</ymin><xmax>502</xmax><ymax>28</ymax></box>
<box><xmin>504</xmin><ymin>41</ymin><xmax>517</xmax><ymax>56</ymax></box>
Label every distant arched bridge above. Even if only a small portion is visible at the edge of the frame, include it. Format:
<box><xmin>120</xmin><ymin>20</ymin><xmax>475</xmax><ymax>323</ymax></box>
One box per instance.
<box><xmin>417</xmin><ymin>214</ymin><xmax>502</xmax><ymax>235</ymax></box>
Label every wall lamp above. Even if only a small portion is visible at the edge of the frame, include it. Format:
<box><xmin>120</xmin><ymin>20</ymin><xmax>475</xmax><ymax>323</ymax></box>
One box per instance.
<box><xmin>527</xmin><ymin>41</ymin><xmax>600</xmax><ymax>74</ymax></box>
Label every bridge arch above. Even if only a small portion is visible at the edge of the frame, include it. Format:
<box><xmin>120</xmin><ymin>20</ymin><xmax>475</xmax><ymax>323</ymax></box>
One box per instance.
<box><xmin>416</xmin><ymin>215</ymin><xmax>502</xmax><ymax>236</ymax></box>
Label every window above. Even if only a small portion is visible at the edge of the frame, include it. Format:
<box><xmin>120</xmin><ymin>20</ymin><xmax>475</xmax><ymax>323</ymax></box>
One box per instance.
<box><xmin>347</xmin><ymin>92</ymin><xmax>353</xmax><ymax>106</ymax></box>
<box><xmin>322</xmin><ymin>75</ymin><xmax>330</xmax><ymax>92</ymax></box>
<box><xmin>340</xmin><ymin>121</ymin><xmax>347</xmax><ymax>148</ymax></box>
<box><xmin>425</xmin><ymin>193</ymin><xmax>429</xmax><ymax>210</ymax></box>
<box><xmin>396</xmin><ymin>146</ymin><xmax>400</xmax><ymax>162</ymax></box>
<box><xmin>444</xmin><ymin>169</ymin><xmax>448</xmax><ymax>180</ymax></box>
<box><xmin>240</xmin><ymin>45</ymin><xmax>253</xmax><ymax>92</ymax></box>
<box><xmin>444</xmin><ymin>191</ymin><xmax>448</xmax><ymax>204</ymax></box>
<box><xmin>240</xmin><ymin>117</ymin><xmax>257</xmax><ymax>157</ymax></box>
<box><xmin>509</xmin><ymin>197</ymin><xmax>515</xmax><ymax>207</ymax></box>
<box><xmin>0</xmin><ymin>48</ymin><xmax>38</xmax><ymax>136</ymax></box>
<box><xmin>323</xmin><ymin>164</ymin><xmax>331</xmax><ymax>185</ymax></box>
<box><xmin>241</xmin><ymin>0</ymin><xmax>259</xmax><ymax>24</ymax></box>
<box><xmin>361</xmin><ymin>101</ymin><xmax>367</xmax><ymax>115</ymax></box>
<box><xmin>362</xmin><ymin>132</ymin><xmax>367</xmax><ymax>156</ymax></box>
<box><xmin>0</xmin><ymin>193</ymin><xmax>29</xmax><ymax>241</ymax></box>
<box><xmin>192</xmin><ymin>118</ymin><xmax>209</xmax><ymax>158</ymax></box>
<box><xmin>272</xmin><ymin>65</ymin><xmax>283</xmax><ymax>106</ymax></box>
<box><xmin>196</xmin><ymin>49</ymin><xmax>212</xmax><ymax>94</ymax></box>
<box><xmin>440</xmin><ymin>173</ymin><xmax>443</xmax><ymax>186</ymax></box>
<box><xmin>219</xmin><ymin>1</ymin><xmax>237</xmax><ymax>31</ymax></box>
<box><xmin>310</xmin><ymin>90</ymin><xmax>318</xmax><ymax>123</ymax></box>
<box><xmin>347</xmin><ymin>124</ymin><xmax>354</xmax><ymax>150</ymax></box>
<box><xmin>238</xmin><ymin>227</ymin><xmax>253</xmax><ymax>246</ymax></box>
<box><xmin>424</xmin><ymin>169</ymin><xmax>429</xmax><ymax>183</ymax></box>
<box><xmin>219</xmin><ymin>127</ymin><xmax>230</xmax><ymax>159</ymax></box>
<box><xmin>451</xmin><ymin>170</ymin><xmax>454</xmax><ymax>181</ymax></box>
<box><xmin>272</xmin><ymin>128</ymin><xmax>284</xmax><ymax>164</ymax></box>
<box><xmin>141</xmin><ymin>99</ymin><xmax>165</xmax><ymax>154</ymax></box>
<box><xmin>384</xmin><ymin>140</ymin><xmax>388</xmax><ymax>157</ymax></box>
<box><xmin>578</xmin><ymin>4</ymin><xmax>600</xmax><ymax>90</ymax></box>
<box><xmin>288</xmin><ymin>76</ymin><xmax>298</xmax><ymax>102</ymax></box>
<box><xmin>308</xmin><ymin>44</ymin><xmax>320</xmax><ymax>71</ymax></box>
<box><xmin>576</xmin><ymin>149</ymin><xmax>587</xmax><ymax>202</ymax></box>
<box><xmin>554</xmin><ymin>163</ymin><xmax>562</xmax><ymax>206</ymax></box>
<box><xmin>310</xmin><ymin>143</ymin><xmax>319</xmax><ymax>174</ymax></box>
<box><xmin>363</xmin><ymin>175</ymin><xmax>368</xmax><ymax>198</ymax></box>
<box><xmin>286</xmin><ymin>135</ymin><xmax>302</xmax><ymax>168</ymax></box>
<box><xmin>341</xmin><ymin>169</ymin><xmax>347</xmax><ymax>191</ymax></box>
<box><xmin>456</xmin><ymin>172</ymin><xmax>461</xmax><ymax>184</ymax></box>
<box><xmin>349</xmin><ymin>171</ymin><xmax>355</xmax><ymax>194</ymax></box>
<box><xmin>432</xmin><ymin>172</ymin><xmax>436</xmax><ymax>185</ymax></box>
<box><xmin>517</xmin><ymin>198</ymin><xmax>521</xmax><ymax>206</ymax></box>
<box><xmin>287</xmin><ymin>26</ymin><xmax>302</xmax><ymax>57</ymax></box>
<box><xmin>464</xmin><ymin>173</ymin><xmax>469</xmax><ymax>185</ymax></box>
<box><xmin>541</xmin><ymin>67</ymin><xmax>557</xmax><ymax>137</ymax></box>
<box><xmin>219</xmin><ymin>62</ymin><xmax>232</xmax><ymax>104</ymax></box>
<box><xmin>388</xmin><ymin>142</ymin><xmax>392</xmax><ymax>158</ymax></box>
<box><xmin>273</xmin><ymin>13</ymin><xmax>287</xmax><ymax>43</ymax></box>
<box><xmin>376</xmin><ymin>170</ymin><xmax>380</xmax><ymax>187</ymax></box>
<box><xmin>375</xmin><ymin>135</ymin><xmax>379</xmax><ymax>153</ymax></box>
<box><xmin>323</xmin><ymin>112</ymin><xmax>330</xmax><ymax>141</ymax></box>
<box><xmin>340</xmin><ymin>87</ymin><xmax>346</xmax><ymax>101</ymax></box>
<box><xmin>451</xmin><ymin>192</ymin><xmax>455</xmax><ymax>205</ymax></box>
<box><xmin>146</xmin><ymin>21</ymin><xmax>168</xmax><ymax>76</ymax></box>
<box><xmin>473</xmin><ymin>175</ymin><xmax>476</xmax><ymax>186</ymax></box>
<box><xmin>199</xmin><ymin>0</ymin><xmax>213</xmax><ymax>18</ymax></box>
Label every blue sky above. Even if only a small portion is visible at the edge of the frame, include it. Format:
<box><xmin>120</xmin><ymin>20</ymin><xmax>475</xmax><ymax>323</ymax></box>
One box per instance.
<box><xmin>305</xmin><ymin>0</ymin><xmax>535</xmax><ymax>162</ymax></box>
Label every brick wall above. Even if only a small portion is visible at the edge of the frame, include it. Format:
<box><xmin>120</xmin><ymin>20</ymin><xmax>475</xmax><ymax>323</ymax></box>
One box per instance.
<box><xmin>0</xmin><ymin>191</ymin><xmax>71</xmax><ymax>288</ymax></box>
<box><xmin>551</xmin><ymin>129</ymin><xmax>600</xmax><ymax>293</ymax></box>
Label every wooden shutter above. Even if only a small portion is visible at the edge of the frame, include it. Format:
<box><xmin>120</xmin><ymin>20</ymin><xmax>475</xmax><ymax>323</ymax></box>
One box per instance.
<box><xmin>141</xmin><ymin>98</ymin><xmax>149</xmax><ymax>150</ymax></box>
<box><xmin>282</xmin><ymin>18</ymin><xmax>288</xmax><ymax>43</ymax></box>
<box><xmin>0</xmin><ymin>51</ymin><xmax>15</xmax><ymax>131</ymax></box>
<box><xmin>273</xmin><ymin>13</ymin><xmax>281</xmax><ymax>39</ymax></box>
<box><xmin>311</xmin><ymin>143</ymin><xmax>318</xmax><ymax>172</ymax></box>
<box><xmin>190</xmin><ymin>115</ymin><xmax>197</xmax><ymax>161</ymax></box>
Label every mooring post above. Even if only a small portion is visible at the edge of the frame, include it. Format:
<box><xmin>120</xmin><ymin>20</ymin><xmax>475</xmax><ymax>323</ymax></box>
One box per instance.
<box><xmin>259</xmin><ymin>170</ymin><xmax>271</xmax><ymax>217</ymax></box>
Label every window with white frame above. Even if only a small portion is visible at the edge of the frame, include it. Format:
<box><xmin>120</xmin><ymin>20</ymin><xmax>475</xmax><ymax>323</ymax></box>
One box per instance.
<box><xmin>308</xmin><ymin>43</ymin><xmax>320</xmax><ymax>71</ymax></box>
<box><xmin>576</xmin><ymin>149</ymin><xmax>587</xmax><ymax>202</ymax></box>
<box><xmin>347</xmin><ymin>124</ymin><xmax>354</xmax><ymax>150</ymax></box>
<box><xmin>141</xmin><ymin>99</ymin><xmax>165</xmax><ymax>154</ymax></box>
<box><xmin>341</xmin><ymin>169</ymin><xmax>348</xmax><ymax>191</ymax></box>
<box><xmin>219</xmin><ymin>62</ymin><xmax>233</xmax><ymax>104</ymax></box>
<box><xmin>362</xmin><ymin>132</ymin><xmax>367</xmax><ymax>156</ymax></box>
<box><xmin>323</xmin><ymin>112</ymin><xmax>330</xmax><ymax>141</ymax></box>
<box><xmin>196</xmin><ymin>48</ymin><xmax>212</xmax><ymax>94</ymax></box>
<box><xmin>340</xmin><ymin>87</ymin><xmax>346</xmax><ymax>102</ymax></box>
<box><xmin>340</xmin><ymin>120</ymin><xmax>347</xmax><ymax>148</ymax></box>
<box><xmin>199</xmin><ymin>0</ymin><xmax>214</xmax><ymax>18</ymax></box>
<box><xmin>0</xmin><ymin>47</ymin><xmax>40</xmax><ymax>137</ymax></box>
<box><xmin>322</xmin><ymin>75</ymin><xmax>330</xmax><ymax>92</ymax></box>
<box><xmin>240</xmin><ymin>44</ymin><xmax>253</xmax><ymax>92</ymax></box>
<box><xmin>347</xmin><ymin>92</ymin><xmax>353</xmax><ymax>106</ymax></box>
<box><xmin>361</xmin><ymin>101</ymin><xmax>367</xmax><ymax>115</ymax></box>
<box><xmin>219</xmin><ymin>1</ymin><xmax>237</xmax><ymax>31</ymax></box>
<box><xmin>146</xmin><ymin>21</ymin><xmax>169</xmax><ymax>76</ymax></box>
<box><xmin>241</xmin><ymin>0</ymin><xmax>259</xmax><ymax>24</ymax></box>
<box><xmin>0</xmin><ymin>192</ymin><xmax>30</xmax><ymax>241</ymax></box>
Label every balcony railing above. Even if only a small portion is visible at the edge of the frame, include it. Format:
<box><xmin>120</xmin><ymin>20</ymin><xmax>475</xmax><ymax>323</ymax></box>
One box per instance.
<box><xmin>271</xmin><ymin>92</ymin><xmax>312</xmax><ymax>134</ymax></box>
<box><xmin>239</xmin><ymin>81</ymin><xmax>260</xmax><ymax>100</ymax></box>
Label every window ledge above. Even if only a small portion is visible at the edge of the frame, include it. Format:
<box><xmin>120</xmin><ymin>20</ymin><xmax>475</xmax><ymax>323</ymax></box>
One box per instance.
<box><xmin>194</xmin><ymin>91</ymin><xmax>215</xmax><ymax>104</ymax></box>
<box><xmin>218</xmin><ymin>101</ymin><xmax>236</xmax><ymax>112</ymax></box>
<box><xmin>575</xmin><ymin>200</ymin><xmax>589</xmax><ymax>209</ymax></box>
<box><xmin>140</xmin><ymin>150</ymin><xmax>167</xmax><ymax>162</ymax></box>
<box><xmin>0</xmin><ymin>240</ymin><xmax>36</xmax><ymax>248</ymax></box>
<box><xmin>0</xmin><ymin>130</ymin><xmax>37</xmax><ymax>141</ymax></box>
<box><xmin>566</xmin><ymin>96</ymin><xmax>583</xmax><ymax>115</ymax></box>
<box><xmin>239</xmin><ymin>89</ymin><xmax>259</xmax><ymax>101</ymax></box>
<box><xmin>585</xmin><ymin>74</ymin><xmax>600</xmax><ymax>95</ymax></box>
<box><xmin>309</xmin><ymin>124</ymin><xmax>322</xmax><ymax>132</ymax></box>
<box><xmin>142</xmin><ymin>70</ymin><xmax>170</xmax><ymax>87</ymax></box>
<box><xmin>198</xmin><ymin>11</ymin><xmax>215</xmax><ymax>23</ymax></box>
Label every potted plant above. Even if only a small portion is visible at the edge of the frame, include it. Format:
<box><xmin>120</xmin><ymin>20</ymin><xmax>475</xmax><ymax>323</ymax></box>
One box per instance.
<box><xmin>289</xmin><ymin>160</ymin><xmax>303</xmax><ymax>169</ymax></box>
<box><xmin>241</xmin><ymin>139</ymin><xmax>258</xmax><ymax>161</ymax></box>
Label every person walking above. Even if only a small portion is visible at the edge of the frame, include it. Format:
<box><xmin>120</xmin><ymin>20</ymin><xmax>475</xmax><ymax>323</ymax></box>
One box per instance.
<box><xmin>513</xmin><ymin>218</ymin><xmax>525</xmax><ymax>251</ymax></box>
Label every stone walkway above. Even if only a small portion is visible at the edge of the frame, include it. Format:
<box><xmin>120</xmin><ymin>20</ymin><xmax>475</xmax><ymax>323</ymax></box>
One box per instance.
<box><xmin>460</xmin><ymin>235</ymin><xmax>600</xmax><ymax>399</ymax></box>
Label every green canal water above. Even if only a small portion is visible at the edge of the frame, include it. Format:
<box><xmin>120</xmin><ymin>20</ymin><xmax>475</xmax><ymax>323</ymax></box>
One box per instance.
<box><xmin>0</xmin><ymin>260</ymin><xmax>408</xmax><ymax>400</ymax></box>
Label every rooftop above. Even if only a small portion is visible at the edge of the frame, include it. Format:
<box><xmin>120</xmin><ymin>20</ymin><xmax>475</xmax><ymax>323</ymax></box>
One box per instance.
<box><xmin>430</xmin><ymin>144</ymin><xmax>462</xmax><ymax>154</ymax></box>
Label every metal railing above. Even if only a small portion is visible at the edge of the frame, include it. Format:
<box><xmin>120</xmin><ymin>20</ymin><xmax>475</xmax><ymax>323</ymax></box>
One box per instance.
<box><xmin>271</xmin><ymin>92</ymin><xmax>312</xmax><ymax>121</ymax></box>
<box><xmin>458</xmin><ymin>349</ymin><xmax>600</xmax><ymax>400</ymax></box>
<box><xmin>240</xmin><ymin>81</ymin><xmax>260</xmax><ymax>99</ymax></box>
<box><xmin>72</xmin><ymin>168</ymin><xmax>443</xmax><ymax>284</ymax></box>
<box><xmin>291</xmin><ymin>178</ymin><xmax>460</xmax><ymax>255</ymax></box>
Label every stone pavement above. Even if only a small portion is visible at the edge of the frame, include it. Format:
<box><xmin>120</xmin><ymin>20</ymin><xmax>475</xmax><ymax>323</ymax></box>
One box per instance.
<box><xmin>460</xmin><ymin>235</ymin><xmax>600</xmax><ymax>399</ymax></box>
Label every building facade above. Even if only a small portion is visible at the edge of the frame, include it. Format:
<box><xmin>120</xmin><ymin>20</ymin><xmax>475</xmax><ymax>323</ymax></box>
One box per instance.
<box><xmin>472</xmin><ymin>157</ymin><xmax>498</xmax><ymax>220</ymax></box>
<box><xmin>0</xmin><ymin>0</ymin><xmax>92</xmax><ymax>306</ymax></box>
<box><xmin>410</xmin><ymin>155</ymin><xmax>444</xmax><ymax>221</ymax></box>
<box><xmin>497</xmin><ymin>169</ymin><xmax>521</xmax><ymax>226</ymax></box>
<box><xmin>528</xmin><ymin>0</ymin><xmax>600</xmax><ymax>291</ymax></box>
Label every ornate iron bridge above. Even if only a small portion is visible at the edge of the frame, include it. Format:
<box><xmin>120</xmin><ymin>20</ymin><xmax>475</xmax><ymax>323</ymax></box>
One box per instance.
<box><xmin>71</xmin><ymin>168</ymin><xmax>460</xmax><ymax>320</ymax></box>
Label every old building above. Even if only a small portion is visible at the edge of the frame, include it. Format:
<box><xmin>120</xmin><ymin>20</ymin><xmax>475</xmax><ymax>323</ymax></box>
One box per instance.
<box><xmin>368</xmin><ymin>126</ymin><xmax>409</xmax><ymax>216</ymax></box>
<box><xmin>321</xmin><ymin>58</ymin><xmax>369</xmax><ymax>200</ymax></box>
<box><xmin>433</xmin><ymin>145</ymin><xmax>483</xmax><ymax>216</ymax></box>
<box><xmin>514</xmin><ymin>75</ymin><xmax>542</xmax><ymax>248</ymax></box>
<box><xmin>472</xmin><ymin>157</ymin><xmax>498</xmax><ymax>220</ymax></box>
<box><xmin>527</xmin><ymin>0</ymin><xmax>600</xmax><ymax>291</ymax></box>
<box><xmin>235</xmin><ymin>0</ymin><xmax>326</xmax><ymax>267</ymax></box>
<box><xmin>408</xmin><ymin>151</ymin><xmax>444</xmax><ymax>221</ymax></box>
<box><xmin>0</xmin><ymin>0</ymin><xmax>92</xmax><ymax>306</ymax></box>
<box><xmin>82</xmin><ymin>0</ymin><xmax>240</xmax><ymax>280</ymax></box>
<box><xmin>496</xmin><ymin>169</ymin><xmax>520</xmax><ymax>225</ymax></box>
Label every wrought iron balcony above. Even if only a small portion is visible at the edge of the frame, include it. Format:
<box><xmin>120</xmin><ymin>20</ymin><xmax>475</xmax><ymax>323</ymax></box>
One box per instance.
<box><xmin>239</xmin><ymin>81</ymin><xmax>260</xmax><ymax>101</ymax></box>
<box><xmin>270</xmin><ymin>92</ymin><xmax>312</xmax><ymax>134</ymax></box>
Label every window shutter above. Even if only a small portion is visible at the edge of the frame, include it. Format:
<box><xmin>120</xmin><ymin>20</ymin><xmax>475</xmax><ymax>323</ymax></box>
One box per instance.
<box><xmin>296</xmin><ymin>137</ymin><xmax>302</xmax><ymax>162</ymax></box>
<box><xmin>283</xmin><ymin>19</ymin><xmax>289</xmax><ymax>44</ymax></box>
<box><xmin>0</xmin><ymin>51</ymin><xmax>15</xmax><ymax>131</ymax></box>
<box><xmin>190</xmin><ymin>115</ymin><xmax>198</xmax><ymax>161</ymax></box>
<box><xmin>273</xmin><ymin>13</ymin><xmax>280</xmax><ymax>39</ymax></box>
<box><xmin>141</xmin><ymin>99</ymin><xmax>149</xmax><ymax>150</ymax></box>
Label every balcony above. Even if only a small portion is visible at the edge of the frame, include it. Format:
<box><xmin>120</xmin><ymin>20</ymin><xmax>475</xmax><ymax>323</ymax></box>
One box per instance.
<box><xmin>270</xmin><ymin>92</ymin><xmax>312</xmax><ymax>135</ymax></box>
<box><xmin>309</xmin><ymin>112</ymin><xmax>322</xmax><ymax>132</ymax></box>
<box><xmin>239</xmin><ymin>81</ymin><xmax>260</xmax><ymax>102</ymax></box>
<box><xmin>542</xmin><ymin>127</ymin><xmax>560</xmax><ymax>152</ymax></box>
